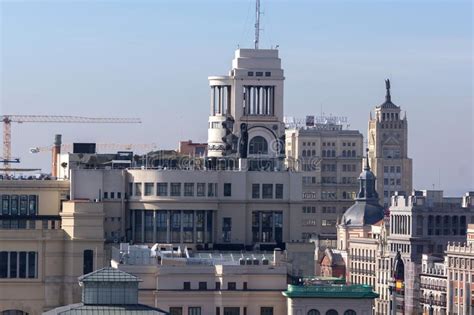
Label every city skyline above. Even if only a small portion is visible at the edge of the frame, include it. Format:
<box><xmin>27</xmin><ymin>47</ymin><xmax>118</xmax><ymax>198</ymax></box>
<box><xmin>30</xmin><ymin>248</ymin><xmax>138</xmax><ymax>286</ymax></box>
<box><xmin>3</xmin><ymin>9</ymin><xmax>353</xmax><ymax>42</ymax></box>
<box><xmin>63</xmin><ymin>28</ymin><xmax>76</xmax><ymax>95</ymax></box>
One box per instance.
<box><xmin>1</xmin><ymin>0</ymin><xmax>472</xmax><ymax>195</ymax></box>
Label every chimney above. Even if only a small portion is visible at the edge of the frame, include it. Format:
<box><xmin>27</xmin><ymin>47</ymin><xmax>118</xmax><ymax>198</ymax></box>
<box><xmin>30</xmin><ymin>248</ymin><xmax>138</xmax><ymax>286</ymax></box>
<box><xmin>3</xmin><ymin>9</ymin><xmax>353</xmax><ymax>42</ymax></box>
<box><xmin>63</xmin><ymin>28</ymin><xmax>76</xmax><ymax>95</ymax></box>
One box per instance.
<box><xmin>52</xmin><ymin>134</ymin><xmax>62</xmax><ymax>177</ymax></box>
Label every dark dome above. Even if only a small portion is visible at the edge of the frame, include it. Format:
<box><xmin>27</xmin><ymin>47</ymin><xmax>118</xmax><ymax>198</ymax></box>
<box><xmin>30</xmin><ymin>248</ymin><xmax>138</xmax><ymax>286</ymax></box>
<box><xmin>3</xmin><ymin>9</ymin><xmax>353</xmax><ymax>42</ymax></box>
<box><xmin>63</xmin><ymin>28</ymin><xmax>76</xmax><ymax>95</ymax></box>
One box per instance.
<box><xmin>359</xmin><ymin>169</ymin><xmax>376</xmax><ymax>181</ymax></box>
<box><xmin>342</xmin><ymin>201</ymin><xmax>384</xmax><ymax>226</ymax></box>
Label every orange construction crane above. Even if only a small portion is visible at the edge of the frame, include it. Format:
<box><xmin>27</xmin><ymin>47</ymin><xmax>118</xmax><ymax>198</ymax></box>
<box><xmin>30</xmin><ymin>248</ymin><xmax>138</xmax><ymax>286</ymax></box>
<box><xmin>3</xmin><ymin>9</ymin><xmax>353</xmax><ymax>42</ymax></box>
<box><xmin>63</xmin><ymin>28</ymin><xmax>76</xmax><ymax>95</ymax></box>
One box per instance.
<box><xmin>1</xmin><ymin>115</ymin><xmax>141</xmax><ymax>171</ymax></box>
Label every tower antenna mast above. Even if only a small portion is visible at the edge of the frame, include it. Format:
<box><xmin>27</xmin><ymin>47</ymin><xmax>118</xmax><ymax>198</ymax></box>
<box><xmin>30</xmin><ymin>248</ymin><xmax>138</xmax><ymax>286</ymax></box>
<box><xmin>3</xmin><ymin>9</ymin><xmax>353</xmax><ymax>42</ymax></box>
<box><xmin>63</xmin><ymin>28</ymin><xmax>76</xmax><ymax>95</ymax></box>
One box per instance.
<box><xmin>254</xmin><ymin>0</ymin><xmax>261</xmax><ymax>49</ymax></box>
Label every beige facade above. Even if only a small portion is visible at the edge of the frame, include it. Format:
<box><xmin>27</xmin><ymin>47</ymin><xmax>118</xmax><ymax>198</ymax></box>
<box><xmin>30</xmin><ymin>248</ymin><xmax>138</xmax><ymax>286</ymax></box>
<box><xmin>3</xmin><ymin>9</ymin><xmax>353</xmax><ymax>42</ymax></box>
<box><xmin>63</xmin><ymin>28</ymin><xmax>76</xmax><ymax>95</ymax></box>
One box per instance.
<box><xmin>285</xmin><ymin>124</ymin><xmax>363</xmax><ymax>239</ymax></box>
<box><xmin>420</xmin><ymin>254</ymin><xmax>447</xmax><ymax>315</ymax></box>
<box><xmin>367</xmin><ymin>81</ymin><xmax>412</xmax><ymax>207</ymax></box>
<box><xmin>0</xmin><ymin>180</ymin><xmax>106</xmax><ymax>315</ymax></box>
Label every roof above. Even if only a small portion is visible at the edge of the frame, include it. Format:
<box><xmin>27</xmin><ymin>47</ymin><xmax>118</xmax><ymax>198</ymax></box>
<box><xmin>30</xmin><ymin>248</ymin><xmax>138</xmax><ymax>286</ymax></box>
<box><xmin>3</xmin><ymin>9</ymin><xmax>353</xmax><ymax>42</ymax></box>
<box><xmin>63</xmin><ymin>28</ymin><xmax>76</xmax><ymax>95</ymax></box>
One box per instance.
<box><xmin>283</xmin><ymin>284</ymin><xmax>379</xmax><ymax>299</ymax></box>
<box><xmin>321</xmin><ymin>248</ymin><xmax>345</xmax><ymax>266</ymax></box>
<box><xmin>43</xmin><ymin>303</ymin><xmax>168</xmax><ymax>315</ymax></box>
<box><xmin>79</xmin><ymin>267</ymin><xmax>141</xmax><ymax>283</ymax></box>
<box><xmin>341</xmin><ymin>201</ymin><xmax>384</xmax><ymax>227</ymax></box>
<box><xmin>377</xmin><ymin>99</ymin><xmax>399</xmax><ymax>109</ymax></box>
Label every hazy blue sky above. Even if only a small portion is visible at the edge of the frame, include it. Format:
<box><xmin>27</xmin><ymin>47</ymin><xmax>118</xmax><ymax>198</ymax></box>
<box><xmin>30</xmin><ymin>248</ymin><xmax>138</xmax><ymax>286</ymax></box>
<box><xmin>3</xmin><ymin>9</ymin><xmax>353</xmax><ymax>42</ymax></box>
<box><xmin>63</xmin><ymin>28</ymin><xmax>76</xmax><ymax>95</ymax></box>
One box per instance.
<box><xmin>1</xmin><ymin>0</ymin><xmax>472</xmax><ymax>195</ymax></box>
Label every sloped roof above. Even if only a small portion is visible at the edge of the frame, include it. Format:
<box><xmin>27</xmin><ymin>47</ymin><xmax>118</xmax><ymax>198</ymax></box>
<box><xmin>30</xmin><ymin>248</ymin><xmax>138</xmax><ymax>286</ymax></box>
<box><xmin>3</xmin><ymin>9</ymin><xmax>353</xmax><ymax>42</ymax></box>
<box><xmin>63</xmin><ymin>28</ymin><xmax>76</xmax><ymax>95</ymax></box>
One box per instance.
<box><xmin>79</xmin><ymin>267</ymin><xmax>141</xmax><ymax>283</ymax></box>
<box><xmin>43</xmin><ymin>303</ymin><xmax>168</xmax><ymax>315</ymax></box>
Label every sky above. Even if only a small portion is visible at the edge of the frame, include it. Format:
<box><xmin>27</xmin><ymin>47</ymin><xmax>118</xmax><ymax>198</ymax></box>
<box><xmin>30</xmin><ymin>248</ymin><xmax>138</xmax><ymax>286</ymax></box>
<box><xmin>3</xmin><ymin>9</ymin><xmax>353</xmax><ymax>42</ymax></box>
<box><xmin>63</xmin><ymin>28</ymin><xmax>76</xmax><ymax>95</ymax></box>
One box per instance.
<box><xmin>0</xmin><ymin>0</ymin><xmax>472</xmax><ymax>196</ymax></box>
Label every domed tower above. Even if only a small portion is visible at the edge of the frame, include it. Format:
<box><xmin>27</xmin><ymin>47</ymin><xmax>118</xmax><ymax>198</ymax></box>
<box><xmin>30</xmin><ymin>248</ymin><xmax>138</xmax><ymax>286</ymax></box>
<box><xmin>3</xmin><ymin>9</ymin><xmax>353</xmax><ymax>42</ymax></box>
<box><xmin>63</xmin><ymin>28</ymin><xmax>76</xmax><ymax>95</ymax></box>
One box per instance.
<box><xmin>341</xmin><ymin>149</ymin><xmax>385</xmax><ymax>227</ymax></box>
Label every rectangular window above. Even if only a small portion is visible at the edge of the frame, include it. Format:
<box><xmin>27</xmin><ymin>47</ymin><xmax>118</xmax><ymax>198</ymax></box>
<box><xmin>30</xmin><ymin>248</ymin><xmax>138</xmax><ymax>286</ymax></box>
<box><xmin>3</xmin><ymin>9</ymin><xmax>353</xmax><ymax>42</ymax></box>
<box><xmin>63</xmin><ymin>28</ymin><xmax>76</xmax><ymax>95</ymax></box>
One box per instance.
<box><xmin>157</xmin><ymin>183</ymin><xmax>168</xmax><ymax>196</ymax></box>
<box><xmin>260</xmin><ymin>307</ymin><xmax>274</xmax><ymax>315</ymax></box>
<box><xmin>110</xmin><ymin>192</ymin><xmax>115</xmax><ymax>199</ymax></box>
<box><xmin>243</xmin><ymin>282</ymin><xmax>248</xmax><ymax>290</ymax></box>
<box><xmin>227</xmin><ymin>282</ymin><xmax>236</xmax><ymax>290</ymax></box>
<box><xmin>18</xmin><ymin>252</ymin><xmax>26</xmax><ymax>278</ymax></box>
<box><xmin>19</xmin><ymin>195</ymin><xmax>28</xmax><ymax>215</ymax></box>
<box><xmin>262</xmin><ymin>184</ymin><xmax>273</xmax><ymax>199</ymax></box>
<box><xmin>256</xmin><ymin>71</ymin><xmax>263</xmax><ymax>77</ymax></box>
<box><xmin>223</xmin><ymin>308</ymin><xmax>240</xmax><ymax>315</ymax></box>
<box><xmin>208</xmin><ymin>183</ymin><xmax>217</xmax><ymax>197</ymax></box>
<box><xmin>189</xmin><ymin>307</ymin><xmax>202</xmax><ymax>315</ymax></box>
<box><xmin>11</xmin><ymin>195</ymin><xmax>18</xmax><ymax>215</ymax></box>
<box><xmin>170</xmin><ymin>183</ymin><xmax>181</xmax><ymax>196</ymax></box>
<box><xmin>223</xmin><ymin>217</ymin><xmax>232</xmax><ymax>242</ymax></box>
<box><xmin>9</xmin><ymin>252</ymin><xmax>17</xmax><ymax>278</ymax></box>
<box><xmin>184</xmin><ymin>183</ymin><xmax>194</xmax><ymax>197</ymax></box>
<box><xmin>265</xmin><ymin>71</ymin><xmax>271</xmax><ymax>77</ymax></box>
<box><xmin>183</xmin><ymin>282</ymin><xmax>191</xmax><ymax>290</ymax></box>
<box><xmin>144</xmin><ymin>183</ymin><xmax>154</xmax><ymax>196</ymax></box>
<box><xmin>134</xmin><ymin>183</ymin><xmax>142</xmax><ymax>196</ymax></box>
<box><xmin>0</xmin><ymin>252</ymin><xmax>7</xmax><ymax>278</ymax></box>
<box><xmin>103</xmin><ymin>192</ymin><xmax>108</xmax><ymax>199</ymax></box>
<box><xmin>199</xmin><ymin>281</ymin><xmax>207</xmax><ymax>290</ymax></box>
<box><xmin>224</xmin><ymin>183</ymin><xmax>232</xmax><ymax>197</ymax></box>
<box><xmin>215</xmin><ymin>281</ymin><xmax>221</xmax><ymax>290</ymax></box>
<box><xmin>252</xmin><ymin>184</ymin><xmax>260</xmax><ymax>199</ymax></box>
<box><xmin>117</xmin><ymin>192</ymin><xmax>121</xmax><ymax>199</ymax></box>
<box><xmin>275</xmin><ymin>184</ymin><xmax>283</xmax><ymax>199</ymax></box>
<box><xmin>2</xmin><ymin>195</ymin><xmax>10</xmax><ymax>215</ymax></box>
<box><xmin>197</xmin><ymin>183</ymin><xmax>206</xmax><ymax>197</ymax></box>
<box><xmin>170</xmin><ymin>307</ymin><xmax>183</xmax><ymax>315</ymax></box>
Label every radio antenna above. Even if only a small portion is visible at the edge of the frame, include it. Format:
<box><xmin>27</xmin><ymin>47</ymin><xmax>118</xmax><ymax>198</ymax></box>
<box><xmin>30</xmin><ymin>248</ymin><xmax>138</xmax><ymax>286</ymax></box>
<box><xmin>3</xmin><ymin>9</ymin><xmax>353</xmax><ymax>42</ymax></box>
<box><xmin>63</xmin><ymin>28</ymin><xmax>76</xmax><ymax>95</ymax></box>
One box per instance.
<box><xmin>254</xmin><ymin>0</ymin><xmax>261</xmax><ymax>49</ymax></box>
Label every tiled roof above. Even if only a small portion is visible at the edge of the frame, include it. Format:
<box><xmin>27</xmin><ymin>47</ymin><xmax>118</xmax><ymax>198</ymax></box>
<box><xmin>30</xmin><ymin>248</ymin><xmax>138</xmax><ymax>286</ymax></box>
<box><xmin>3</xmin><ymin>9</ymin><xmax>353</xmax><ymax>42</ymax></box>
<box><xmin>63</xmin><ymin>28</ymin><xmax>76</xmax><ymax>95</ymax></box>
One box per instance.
<box><xmin>283</xmin><ymin>284</ymin><xmax>379</xmax><ymax>299</ymax></box>
<box><xmin>44</xmin><ymin>303</ymin><xmax>168</xmax><ymax>315</ymax></box>
<box><xmin>79</xmin><ymin>267</ymin><xmax>141</xmax><ymax>283</ymax></box>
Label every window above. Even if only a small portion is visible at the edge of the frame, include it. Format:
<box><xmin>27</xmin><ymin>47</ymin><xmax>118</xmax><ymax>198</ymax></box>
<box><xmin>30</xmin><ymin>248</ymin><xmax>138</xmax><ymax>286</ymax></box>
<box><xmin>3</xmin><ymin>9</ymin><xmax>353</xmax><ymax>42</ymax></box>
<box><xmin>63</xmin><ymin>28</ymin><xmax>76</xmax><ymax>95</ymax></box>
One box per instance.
<box><xmin>223</xmin><ymin>217</ymin><xmax>232</xmax><ymax>242</ymax></box>
<box><xmin>134</xmin><ymin>183</ymin><xmax>142</xmax><ymax>196</ymax></box>
<box><xmin>227</xmin><ymin>282</ymin><xmax>236</xmax><ymax>290</ymax></box>
<box><xmin>117</xmin><ymin>192</ymin><xmax>121</xmax><ymax>199</ymax></box>
<box><xmin>252</xmin><ymin>184</ymin><xmax>260</xmax><ymax>198</ymax></box>
<box><xmin>223</xmin><ymin>308</ymin><xmax>240</xmax><ymax>315</ymax></box>
<box><xmin>248</xmin><ymin>71</ymin><xmax>254</xmax><ymax>76</ymax></box>
<box><xmin>157</xmin><ymin>183</ymin><xmax>168</xmax><ymax>196</ymax></box>
<box><xmin>249</xmin><ymin>136</ymin><xmax>268</xmax><ymax>154</ymax></box>
<box><xmin>83</xmin><ymin>250</ymin><xmax>93</xmax><ymax>274</ymax></box>
<box><xmin>110</xmin><ymin>192</ymin><xmax>115</xmax><ymax>199</ymax></box>
<box><xmin>170</xmin><ymin>183</ymin><xmax>181</xmax><ymax>196</ymax></box>
<box><xmin>262</xmin><ymin>184</ymin><xmax>273</xmax><ymax>199</ymax></box>
<box><xmin>208</xmin><ymin>183</ymin><xmax>217</xmax><ymax>197</ymax></box>
<box><xmin>184</xmin><ymin>183</ymin><xmax>194</xmax><ymax>196</ymax></box>
<box><xmin>199</xmin><ymin>281</ymin><xmax>207</xmax><ymax>290</ymax></box>
<box><xmin>144</xmin><ymin>183</ymin><xmax>154</xmax><ymax>196</ymax></box>
<box><xmin>224</xmin><ymin>183</ymin><xmax>232</xmax><ymax>197</ymax></box>
<box><xmin>265</xmin><ymin>71</ymin><xmax>271</xmax><ymax>77</ymax></box>
<box><xmin>260</xmin><ymin>307</ymin><xmax>273</xmax><ymax>315</ymax></box>
<box><xmin>183</xmin><ymin>281</ymin><xmax>191</xmax><ymax>290</ymax></box>
<box><xmin>215</xmin><ymin>281</ymin><xmax>221</xmax><ymax>290</ymax></box>
<box><xmin>326</xmin><ymin>311</ymin><xmax>338</xmax><ymax>315</ymax></box>
<box><xmin>256</xmin><ymin>71</ymin><xmax>263</xmax><ymax>77</ymax></box>
<box><xmin>275</xmin><ymin>184</ymin><xmax>283</xmax><ymax>199</ymax></box>
<box><xmin>197</xmin><ymin>183</ymin><xmax>206</xmax><ymax>196</ymax></box>
<box><xmin>308</xmin><ymin>311</ymin><xmax>320</xmax><ymax>315</ymax></box>
<box><xmin>344</xmin><ymin>311</ymin><xmax>356</xmax><ymax>315</ymax></box>
<box><xmin>0</xmin><ymin>252</ymin><xmax>35</xmax><ymax>279</ymax></box>
<box><xmin>243</xmin><ymin>282</ymin><xmax>248</xmax><ymax>290</ymax></box>
<box><xmin>189</xmin><ymin>307</ymin><xmax>202</xmax><ymax>315</ymax></box>
<box><xmin>169</xmin><ymin>307</ymin><xmax>183</xmax><ymax>315</ymax></box>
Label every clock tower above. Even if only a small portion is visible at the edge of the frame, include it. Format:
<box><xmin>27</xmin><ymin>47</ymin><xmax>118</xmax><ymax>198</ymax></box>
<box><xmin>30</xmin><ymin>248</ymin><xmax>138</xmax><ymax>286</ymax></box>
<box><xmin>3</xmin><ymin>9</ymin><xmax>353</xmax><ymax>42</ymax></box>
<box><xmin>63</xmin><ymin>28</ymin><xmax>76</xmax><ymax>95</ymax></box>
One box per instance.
<box><xmin>368</xmin><ymin>80</ymin><xmax>413</xmax><ymax>207</ymax></box>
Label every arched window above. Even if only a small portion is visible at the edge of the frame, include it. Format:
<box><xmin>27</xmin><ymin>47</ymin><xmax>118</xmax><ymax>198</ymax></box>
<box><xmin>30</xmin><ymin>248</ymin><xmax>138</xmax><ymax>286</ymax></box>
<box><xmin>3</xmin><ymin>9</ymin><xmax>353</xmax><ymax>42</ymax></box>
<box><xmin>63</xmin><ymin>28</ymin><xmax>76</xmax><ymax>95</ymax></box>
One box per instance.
<box><xmin>326</xmin><ymin>310</ymin><xmax>338</xmax><ymax>315</ymax></box>
<box><xmin>344</xmin><ymin>310</ymin><xmax>356</xmax><ymax>315</ymax></box>
<box><xmin>83</xmin><ymin>249</ymin><xmax>94</xmax><ymax>274</ymax></box>
<box><xmin>308</xmin><ymin>310</ymin><xmax>320</xmax><ymax>315</ymax></box>
<box><xmin>249</xmin><ymin>136</ymin><xmax>268</xmax><ymax>154</ymax></box>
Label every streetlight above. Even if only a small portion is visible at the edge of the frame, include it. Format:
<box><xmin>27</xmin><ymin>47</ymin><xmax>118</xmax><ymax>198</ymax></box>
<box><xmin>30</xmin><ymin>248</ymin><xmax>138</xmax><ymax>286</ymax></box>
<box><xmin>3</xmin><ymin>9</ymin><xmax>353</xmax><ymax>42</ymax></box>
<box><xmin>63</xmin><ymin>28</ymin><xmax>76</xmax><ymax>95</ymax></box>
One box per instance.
<box><xmin>429</xmin><ymin>291</ymin><xmax>434</xmax><ymax>315</ymax></box>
